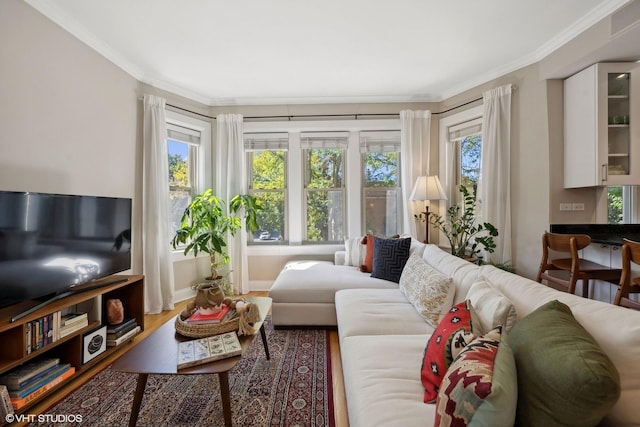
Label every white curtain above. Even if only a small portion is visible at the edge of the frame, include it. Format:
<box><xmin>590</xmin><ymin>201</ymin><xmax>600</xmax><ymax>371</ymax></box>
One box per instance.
<box><xmin>140</xmin><ymin>95</ymin><xmax>175</xmax><ymax>313</ymax></box>
<box><xmin>477</xmin><ymin>84</ymin><xmax>512</xmax><ymax>264</ymax></box>
<box><xmin>400</xmin><ymin>110</ymin><xmax>431</xmax><ymax>239</ymax></box>
<box><xmin>216</xmin><ymin>114</ymin><xmax>249</xmax><ymax>295</ymax></box>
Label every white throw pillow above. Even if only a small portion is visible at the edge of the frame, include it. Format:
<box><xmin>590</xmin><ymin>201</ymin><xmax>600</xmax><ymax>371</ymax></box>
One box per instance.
<box><xmin>399</xmin><ymin>253</ymin><xmax>455</xmax><ymax>328</ymax></box>
<box><xmin>344</xmin><ymin>236</ymin><xmax>366</xmax><ymax>266</ymax></box>
<box><xmin>467</xmin><ymin>279</ymin><xmax>518</xmax><ymax>334</ymax></box>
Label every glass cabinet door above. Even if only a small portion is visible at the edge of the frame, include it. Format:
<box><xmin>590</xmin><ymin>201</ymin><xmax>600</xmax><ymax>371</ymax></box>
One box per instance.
<box><xmin>607</xmin><ymin>72</ymin><xmax>630</xmax><ymax>178</ymax></box>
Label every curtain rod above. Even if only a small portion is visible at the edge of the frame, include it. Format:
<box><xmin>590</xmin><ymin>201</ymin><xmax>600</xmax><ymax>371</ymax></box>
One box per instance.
<box><xmin>164</xmin><ymin>96</ymin><xmax>484</xmax><ymax>121</ymax></box>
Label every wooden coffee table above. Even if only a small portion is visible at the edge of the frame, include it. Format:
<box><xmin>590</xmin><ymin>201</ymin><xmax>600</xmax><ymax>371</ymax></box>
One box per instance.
<box><xmin>112</xmin><ymin>296</ymin><xmax>272</xmax><ymax>427</ymax></box>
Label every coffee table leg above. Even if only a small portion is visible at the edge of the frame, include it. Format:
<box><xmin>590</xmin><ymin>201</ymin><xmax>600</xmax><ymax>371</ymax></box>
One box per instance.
<box><xmin>260</xmin><ymin>323</ymin><xmax>270</xmax><ymax>360</ymax></box>
<box><xmin>129</xmin><ymin>373</ymin><xmax>148</xmax><ymax>427</ymax></box>
<box><xmin>219</xmin><ymin>371</ymin><xmax>232</xmax><ymax>427</ymax></box>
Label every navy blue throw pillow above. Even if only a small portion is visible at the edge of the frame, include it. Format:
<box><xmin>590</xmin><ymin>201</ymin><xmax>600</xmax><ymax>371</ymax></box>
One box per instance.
<box><xmin>370</xmin><ymin>236</ymin><xmax>411</xmax><ymax>283</ymax></box>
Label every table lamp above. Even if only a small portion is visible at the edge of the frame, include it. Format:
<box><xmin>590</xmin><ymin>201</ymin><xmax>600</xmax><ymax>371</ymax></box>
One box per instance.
<box><xmin>409</xmin><ymin>175</ymin><xmax>447</xmax><ymax>243</ymax></box>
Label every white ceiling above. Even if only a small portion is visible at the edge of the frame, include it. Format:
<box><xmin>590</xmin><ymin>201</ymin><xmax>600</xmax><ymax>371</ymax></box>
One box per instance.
<box><xmin>25</xmin><ymin>0</ymin><xmax>635</xmax><ymax>106</ymax></box>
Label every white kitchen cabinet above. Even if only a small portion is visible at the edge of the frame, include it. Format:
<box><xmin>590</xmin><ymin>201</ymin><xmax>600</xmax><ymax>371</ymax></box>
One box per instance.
<box><xmin>564</xmin><ymin>62</ymin><xmax>640</xmax><ymax>188</ymax></box>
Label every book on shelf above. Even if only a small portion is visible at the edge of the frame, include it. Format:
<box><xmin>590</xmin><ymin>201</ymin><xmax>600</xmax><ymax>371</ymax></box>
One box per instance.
<box><xmin>8</xmin><ymin>364</ymin><xmax>71</xmax><ymax>399</ymax></box>
<box><xmin>106</xmin><ymin>320</ymin><xmax>138</xmax><ymax>340</ymax></box>
<box><xmin>10</xmin><ymin>366</ymin><xmax>75</xmax><ymax>410</ymax></box>
<box><xmin>59</xmin><ymin>317</ymin><xmax>89</xmax><ymax>339</ymax></box>
<box><xmin>106</xmin><ymin>325</ymin><xmax>141</xmax><ymax>347</ymax></box>
<box><xmin>4</xmin><ymin>362</ymin><xmax>64</xmax><ymax>392</ymax></box>
<box><xmin>186</xmin><ymin>305</ymin><xmax>230</xmax><ymax>324</ymax></box>
<box><xmin>106</xmin><ymin>317</ymin><xmax>136</xmax><ymax>334</ymax></box>
<box><xmin>177</xmin><ymin>332</ymin><xmax>242</xmax><ymax>370</ymax></box>
<box><xmin>60</xmin><ymin>312</ymin><xmax>88</xmax><ymax>327</ymax></box>
<box><xmin>0</xmin><ymin>386</ymin><xmax>14</xmax><ymax>417</ymax></box>
<box><xmin>0</xmin><ymin>358</ymin><xmax>60</xmax><ymax>390</ymax></box>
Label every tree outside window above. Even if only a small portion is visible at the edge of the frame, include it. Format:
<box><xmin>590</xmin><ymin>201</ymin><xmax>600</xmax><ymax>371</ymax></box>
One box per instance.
<box><xmin>363</xmin><ymin>151</ymin><xmax>400</xmax><ymax>236</ymax></box>
<box><xmin>248</xmin><ymin>150</ymin><xmax>286</xmax><ymax>242</ymax></box>
<box><xmin>304</xmin><ymin>147</ymin><xmax>345</xmax><ymax>242</ymax></box>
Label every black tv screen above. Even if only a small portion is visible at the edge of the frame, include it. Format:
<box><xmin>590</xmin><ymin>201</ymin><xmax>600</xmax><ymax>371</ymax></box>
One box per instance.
<box><xmin>0</xmin><ymin>191</ymin><xmax>132</xmax><ymax>309</ymax></box>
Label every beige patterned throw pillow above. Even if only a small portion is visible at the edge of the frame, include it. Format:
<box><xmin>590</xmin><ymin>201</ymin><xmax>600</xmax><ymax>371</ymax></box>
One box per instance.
<box><xmin>399</xmin><ymin>253</ymin><xmax>455</xmax><ymax>327</ymax></box>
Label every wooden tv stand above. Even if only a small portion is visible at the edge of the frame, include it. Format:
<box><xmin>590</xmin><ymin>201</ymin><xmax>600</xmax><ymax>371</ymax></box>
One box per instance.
<box><xmin>0</xmin><ymin>275</ymin><xmax>144</xmax><ymax>415</ymax></box>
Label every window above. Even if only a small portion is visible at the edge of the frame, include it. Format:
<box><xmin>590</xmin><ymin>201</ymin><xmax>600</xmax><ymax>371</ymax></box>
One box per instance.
<box><xmin>243</xmin><ymin>119</ymin><xmax>401</xmax><ymax>246</ymax></box>
<box><xmin>440</xmin><ymin>106</ymin><xmax>483</xmax><ymax>205</ymax></box>
<box><xmin>608</xmin><ymin>186</ymin><xmax>638</xmax><ymax>224</ymax></box>
<box><xmin>301</xmin><ymin>132</ymin><xmax>347</xmax><ymax>243</ymax></box>
<box><xmin>360</xmin><ymin>131</ymin><xmax>401</xmax><ymax>236</ymax></box>
<box><xmin>245</xmin><ymin>133</ymin><xmax>288</xmax><ymax>242</ymax></box>
<box><xmin>165</xmin><ymin>112</ymin><xmax>211</xmax><ymax>249</ymax></box>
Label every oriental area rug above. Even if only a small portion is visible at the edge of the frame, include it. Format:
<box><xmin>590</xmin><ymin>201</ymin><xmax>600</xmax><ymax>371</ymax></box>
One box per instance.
<box><xmin>30</xmin><ymin>318</ymin><xmax>334</xmax><ymax>427</ymax></box>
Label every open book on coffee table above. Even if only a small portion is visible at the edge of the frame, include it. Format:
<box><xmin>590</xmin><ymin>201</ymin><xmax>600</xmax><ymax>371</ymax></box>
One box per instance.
<box><xmin>177</xmin><ymin>332</ymin><xmax>242</xmax><ymax>370</ymax></box>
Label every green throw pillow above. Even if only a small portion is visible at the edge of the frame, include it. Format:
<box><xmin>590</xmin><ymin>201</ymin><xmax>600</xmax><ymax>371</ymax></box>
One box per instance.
<box><xmin>507</xmin><ymin>300</ymin><xmax>620</xmax><ymax>427</ymax></box>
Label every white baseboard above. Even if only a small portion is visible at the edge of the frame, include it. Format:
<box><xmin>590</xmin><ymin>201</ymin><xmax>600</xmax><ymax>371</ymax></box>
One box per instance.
<box><xmin>249</xmin><ymin>280</ymin><xmax>273</xmax><ymax>292</ymax></box>
<box><xmin>174</xmin><ymin>287</ymin><xmax>196</xmax><ymax>303</ymax></box>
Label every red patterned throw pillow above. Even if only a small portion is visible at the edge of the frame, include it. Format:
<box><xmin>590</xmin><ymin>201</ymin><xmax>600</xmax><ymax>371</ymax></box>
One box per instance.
<box><xmin>434</xmin><ymin>326</ymin><xmax>517</xmax><ymax>427</ymax></box>
<box><xmin>421</xmin><ymin>300</ymin><xmax>475</xmax><ymax>403</ymax></box>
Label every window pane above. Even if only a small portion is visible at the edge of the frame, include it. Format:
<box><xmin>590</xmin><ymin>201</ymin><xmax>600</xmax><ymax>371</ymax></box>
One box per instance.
<box><xmin>248</xmin><ymin>150</ymin><xmax>287</xmax><ymax>243</ymax></box>
<box><xmin>168</xmin><ymin>139</ymin><xmax>194</xmax><ymax>245</ymax></box>
<box><xmin>364</xmin><ymin>188</ymin><xmax>399</xmax><ymax>236</ymax></box>
<box><xmin>168</xmin><ymin>139</ymin><xmax>190</xmax><ymax>187</ymax></box>
<box><xmin>251</xmin><ymin>150</ymin><xmax>285</xmax><ymax>190</ymax></box>
<box><xmin>252</xmin><ymin>191</ymin><xmax>285</xmax><ymax>241</ymax></box>
<box><xmin>608</xmin><ymin>186</ymin><xmax>623</xmax><ymax>224</ymax></box>
<box><xmin>306</xmin><ymin>149</ymin><xmax>344</xmax><ymax>188</ymax></box>
<box><xmin>363</xmin><ymin>152</ymin><xmax>398</xmax><ymax>188</ymax></box>
<box><xmin>460</xmin><ymin>134</ymin><xmax>481</xmax><ymax>197</ymax></box>
<box><xmin>306</xmin><ymin>190</ymin><xmax>344</xmax><ymax>242</ymax></box>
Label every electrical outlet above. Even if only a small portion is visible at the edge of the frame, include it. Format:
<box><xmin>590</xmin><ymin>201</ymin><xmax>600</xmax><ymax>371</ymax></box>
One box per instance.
<box><xmin>560</xmin><ymin>203</ymin><xmax>572</xmax><ymax>211</ymax></box>
<box><xmin>572</xmin><ymin>203</ymin><xmax>585</xmax><ymax>211</ymax></box>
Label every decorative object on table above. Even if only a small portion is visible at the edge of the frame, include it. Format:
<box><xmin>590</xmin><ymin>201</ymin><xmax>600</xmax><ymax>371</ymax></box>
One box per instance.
<box><xmin>427</xmin><ymin>185</ymin><xmax>498</xmax><ymax>260</ymax></box>
<box><xmin>170</xmin><ymin>189</ymin><xmax>262</xmax><ymax>295</ymax></box>
<box><xmin>186</xmin><ymin>304</ymin><xmax>230</xmax><ymax>324</ymax></box>
<box><xmin>106</xmin><ymin>298</ymin><xmax>124</xmax><ymax>325</ymax></box>
<box><xmin>82</xmin><ymin>326</ymin><xmax>107</xmax><ymax>364</ymax></box>
<box><xmin>410</xmin><ymin>175</ymin><xmax>448</xmax><ymax>243</ymax></box>
<box><xmin>176</xmin><ymin>296</ymin><xmax>261</xmax><ymax>338</ymax></box>
<box><xmin>177</xmin><ymin>332</ymin><xmax>243</xmax><ymax>369</ymax></box>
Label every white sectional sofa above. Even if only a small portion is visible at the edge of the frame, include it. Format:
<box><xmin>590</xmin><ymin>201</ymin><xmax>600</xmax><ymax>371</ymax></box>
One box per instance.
<box><xmin>269</xmin><ymin>239</ymin><xmax>640</xmax><ymax>426</ymax></box>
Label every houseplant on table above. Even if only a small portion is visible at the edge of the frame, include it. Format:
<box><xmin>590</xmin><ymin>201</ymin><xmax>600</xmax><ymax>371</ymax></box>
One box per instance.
<box><xmin>426</xmin><ymin>185</ymin><xmax>498</xmax><ymax>262</ymax></box>
<box><xmin>171</xmin><ymin>188</ymin><xmax>262</xmax><ymax>296</ymax></box>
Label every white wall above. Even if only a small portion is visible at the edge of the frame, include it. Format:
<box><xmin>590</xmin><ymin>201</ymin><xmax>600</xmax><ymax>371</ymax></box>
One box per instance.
<box><xmin>0</xmin><ymin>0</ymin><xmax>138</xmax><ymax>199</ymax></box>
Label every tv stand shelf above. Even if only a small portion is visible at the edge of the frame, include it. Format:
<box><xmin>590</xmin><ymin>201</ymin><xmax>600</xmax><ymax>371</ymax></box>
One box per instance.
<box><xmin>0</xmin><ymin>274</ymin><xmax>144</xmax><ymax>413</ymax></box>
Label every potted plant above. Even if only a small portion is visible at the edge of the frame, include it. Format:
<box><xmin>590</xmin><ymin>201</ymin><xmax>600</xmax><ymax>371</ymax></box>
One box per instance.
<box><xmin>171</xmin><ymin>189</ymin><xmax>262</xmax><ymax>293</ymax></box>
<box><xmin>426</xmin><ymin>186</ymin><xmax>498</xmax><ymax>261</ymax></box>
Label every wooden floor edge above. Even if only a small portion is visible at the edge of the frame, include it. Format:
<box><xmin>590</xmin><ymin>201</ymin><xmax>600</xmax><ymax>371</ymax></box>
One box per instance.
<box><xmin>329</xmin><ymin>330</ymin><xmax>349</xmax><ymax>427</ymax></box>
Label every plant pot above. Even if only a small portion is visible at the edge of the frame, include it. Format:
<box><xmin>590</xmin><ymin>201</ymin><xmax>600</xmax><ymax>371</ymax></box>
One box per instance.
<box><xmin>193</xmin><ymin>281</ymin><xmax>225</xmax><ymax>313</ymax></box>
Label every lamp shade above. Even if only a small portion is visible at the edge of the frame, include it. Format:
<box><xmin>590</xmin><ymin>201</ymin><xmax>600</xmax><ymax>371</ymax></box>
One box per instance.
<box><xmin>409</xmin><ymin>175</ymin><xmax>447</xmax><ymax>202</ymax></box>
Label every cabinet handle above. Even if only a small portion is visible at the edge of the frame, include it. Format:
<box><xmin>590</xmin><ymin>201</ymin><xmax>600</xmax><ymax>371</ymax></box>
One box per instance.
<box><xmin>602</xmin><ymin>164</ymin><xmax>608</xmax><ymax>183</ymax></box>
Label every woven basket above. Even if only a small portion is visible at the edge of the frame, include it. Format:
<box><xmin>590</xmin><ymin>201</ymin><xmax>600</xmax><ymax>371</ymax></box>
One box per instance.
<box><xmin>175</xmin><ymin>310</ymin><xmax>240</xmax><ymax>338</ymax></box>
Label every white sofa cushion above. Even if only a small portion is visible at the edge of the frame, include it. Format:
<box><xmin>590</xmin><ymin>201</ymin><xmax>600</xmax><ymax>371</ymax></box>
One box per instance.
<box><xmin>399</xmin><ymin>253</ymin><xmax>455</xmax><ymax>327</ymax></box>
<box><xmin>341</xmin><ymin>334</ymin><xmax>435</xmax><ymax>427</ymax></box>
<box><xmin>467</xmin><ymin>279</ymin><xmax>517</xmax><ymax>334</ymax></box>
<box><xmin>335</xmin><ymin>289</ymin><xmax>433</xmax><ymax>341</ymax></box>
<box><xmin>269</xmin><ymin>260</ymin><xmax>397</xmax><ymax>304</ymax></box>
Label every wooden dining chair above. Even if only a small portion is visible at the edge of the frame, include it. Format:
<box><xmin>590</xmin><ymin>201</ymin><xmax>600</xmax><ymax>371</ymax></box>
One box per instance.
<box><xmin>614</xmin><ymin>239</ymin><xmax>640</xmax><ymax>310</ymax></box>
<box><xmin>536</xmin><ymin>232</ymin><xmax>622</xmax><ymax>298</ymax></box>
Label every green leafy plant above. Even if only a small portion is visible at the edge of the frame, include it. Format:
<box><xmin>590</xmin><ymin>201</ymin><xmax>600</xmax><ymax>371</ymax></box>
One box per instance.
<box><xmin>171</xmin><ymin>189</ymin><xmax>262</xmax><ymax>281</ymax></box>
<box><xmin>426</xmin><ymin>186</ymin><xmax>498</xmax><ymax>259</ymax></box>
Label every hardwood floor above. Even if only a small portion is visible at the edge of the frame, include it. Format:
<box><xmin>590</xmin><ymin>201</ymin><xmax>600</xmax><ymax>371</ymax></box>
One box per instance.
<box><xmin>25</xmin><ymin>292</ymin><xmax>350</xmax><ymax>427</ymax></box>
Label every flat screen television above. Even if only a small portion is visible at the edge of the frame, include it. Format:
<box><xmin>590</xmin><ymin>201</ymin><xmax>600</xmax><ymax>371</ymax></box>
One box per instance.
<box><xmin>0</xmin><ymin>191</ymin><xmax>132</xmax><ymax>311</ymax></box>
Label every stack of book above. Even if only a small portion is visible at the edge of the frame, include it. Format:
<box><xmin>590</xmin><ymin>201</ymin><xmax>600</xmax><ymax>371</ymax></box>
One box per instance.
<box><xmin>59</xmin><ymin>312</ymin><xmax>89</xmax><ymax>339</ymax></box>
<box><xmin>106</xmin><ymin>318</ymin><xmax>140</xmax><ymax>347</ymax></box>
<box><xmin>177</xmin><ymin>332</ymin><xmax>242</xmax><ymax>369</ymax></box>
<box><xmin>186</xmin><ymin>304</ymin><xmax>231</xmax><ymax>324</ymax></box>
<box><xmin>0</xmin><ymin>358</ymin><xmax>75</xmax><ymax>410</ymax></box>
